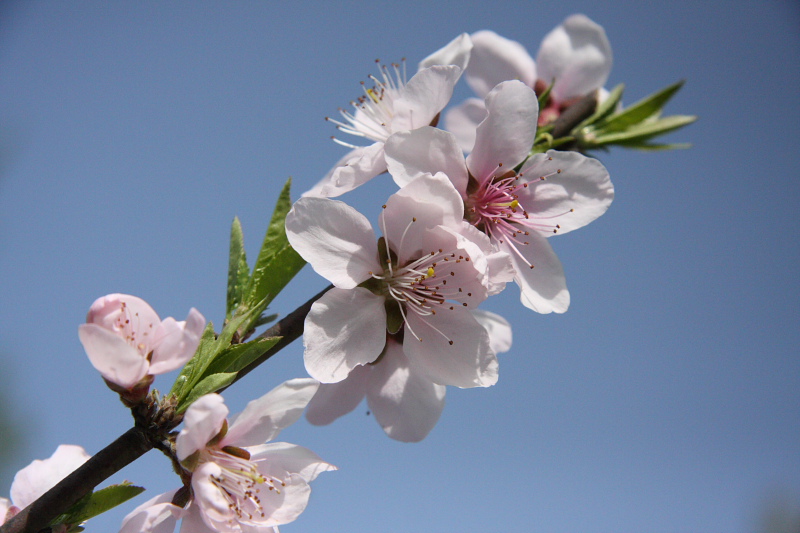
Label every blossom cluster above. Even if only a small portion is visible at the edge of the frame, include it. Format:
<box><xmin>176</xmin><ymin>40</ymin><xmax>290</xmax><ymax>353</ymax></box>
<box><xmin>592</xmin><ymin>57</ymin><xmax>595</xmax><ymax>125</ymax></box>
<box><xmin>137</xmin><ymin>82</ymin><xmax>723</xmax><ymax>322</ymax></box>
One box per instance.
<box><xmin>1</xmin><ymin>14</ymin><xmax>631</xmax><ymax>533</ymax></box>
<box><xmin>289</xmin><ymin>15</ymin><xmax>614</xmax><ymax>443</ymax></box>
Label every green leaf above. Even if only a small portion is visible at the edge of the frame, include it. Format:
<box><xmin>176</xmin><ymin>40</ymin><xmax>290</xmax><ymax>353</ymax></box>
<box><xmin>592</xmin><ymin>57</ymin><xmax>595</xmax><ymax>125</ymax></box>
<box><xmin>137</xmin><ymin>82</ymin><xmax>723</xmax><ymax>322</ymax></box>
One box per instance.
<box><xmin>574</xmin><ymin>83</ymin><xmax>624</xmax><ymax>131</ymax></box>
<box><xmin>226</xmin><ymin>217</ymin><xmax>250</xmax><ymax>321</ymax></box>
<box><xmin>169</xmin><ymin>322</ymin><xmax>217</xmax><ymax>399</ymax></box>
<box><xmin>178</xmin><ymin>372</ymin><xmax>237</xmax><ymax>412</ymax></box>
<box><xmin>201</xmin><ymin>336</ymin><xmax>281</xmax><ymax>377</ymax></box>
<box><xmin>52</xmin><ymin>482</ymin><xmax>145</xmax><ymax>526</ymax></box>
<box><xmin>587</xmin><ymin>114</ymin><xmax>697</xmax><ymax>146</ymax></box>
<box><xmin>244</xmin><ymin>178</ymin><xmax>303</xmax><ymax>310</ymax></box>
<box><xmin>537</xmin><ymin>79</ymin><xmax>553</xmax><ymax>109</ymax></box>
<box><xmin>593</xmin><ymin>80</ymin><xmax>686</xmax><ymax>133</ymax></box>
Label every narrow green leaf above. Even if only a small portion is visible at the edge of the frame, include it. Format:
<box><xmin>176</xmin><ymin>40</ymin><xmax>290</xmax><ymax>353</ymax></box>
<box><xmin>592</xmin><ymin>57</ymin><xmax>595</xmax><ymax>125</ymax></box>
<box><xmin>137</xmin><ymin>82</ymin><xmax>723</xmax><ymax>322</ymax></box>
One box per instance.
<box><xmin>226</xmin><ymin>217</ymin><xmax>249</xmax><ymax>320</ymax></box>
<box><xmin>588</xmin><ymin>114</ymin><xmax>697</xmax><ymax>146</ymax></box>
<box><xmin>245</xmin><ymin>178</ymin><xmax>305</xmax><ymax>312</ymax></box>
<box><xmin>537</xmin><ymin>80</ymin><xmax>553</xmax><ymax>109</ymax></box>
<box><xmin>594</xmin><ymin>80</ymin><xmax>686</xmax><ymax>133</ymax></box>
<box><xmin>617</xmin><ymin>141</ymin><xmax>693</xmax><ymax>151</ymax></box>
<box><xmin>52</xmin><ymin>482</ymin><xmax>145</xmax><ymax>526</ymax></box>
<box><xmin>202</xmin><ymin>336</ymin><xmax>281</xmax><ymax>377</ymax></box>
<box><xmin>575</xmin><ymin>83</ymin><xmax>624</xmax><ymax>130</ymax></box>
<box><xmin>178</xmin><ymin>372</ymin><xmax>237</xmax><ymax>412</ymax></box>
<box><xmin>169</xmin><ymin>322</ymin><xmax>217</xmax><ymax>399</ymax></box>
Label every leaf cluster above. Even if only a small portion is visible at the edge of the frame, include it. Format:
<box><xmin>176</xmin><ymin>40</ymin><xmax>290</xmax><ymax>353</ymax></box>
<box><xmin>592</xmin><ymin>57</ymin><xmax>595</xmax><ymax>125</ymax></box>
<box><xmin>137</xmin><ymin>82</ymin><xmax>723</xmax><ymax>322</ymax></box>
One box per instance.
<box><xmin>169</xmin><ymin>178</ymin><xmax>306</xmax><ymax>412</ymax></box>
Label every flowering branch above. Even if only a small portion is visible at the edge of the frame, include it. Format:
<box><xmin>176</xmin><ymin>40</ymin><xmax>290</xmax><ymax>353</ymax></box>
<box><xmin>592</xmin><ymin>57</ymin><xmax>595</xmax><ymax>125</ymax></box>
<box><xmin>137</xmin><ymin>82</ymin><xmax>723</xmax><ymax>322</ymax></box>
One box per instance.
<box><xmin>0</xmin><ymin>286</ymin><xmax>330</xmax><ymax>533</ymax></box>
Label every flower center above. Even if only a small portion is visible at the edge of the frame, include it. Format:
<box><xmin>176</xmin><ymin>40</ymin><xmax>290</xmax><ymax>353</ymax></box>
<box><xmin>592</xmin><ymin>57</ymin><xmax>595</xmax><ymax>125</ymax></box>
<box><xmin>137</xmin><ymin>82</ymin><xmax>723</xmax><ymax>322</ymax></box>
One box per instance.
<box><xmin>366</xmin><ymin>215</ymin><xmax>479</xmax><ymax>345</ymax></box>
<box><xmin>466</xmin><ymin>159</ymin><xmax>573</xmax><ymax>268</ymax></box>
<box><xmin>112</xmin><ymin>301</ymin><xmax>155</xmax><ymax>356</ymax></box>
<box><xmin>325</xmin><ymin>59</ymin><xmax>407</xmax><ymax>147</ymax></box>
<box><xmin>204</xmin><ymin>447</ymin><xmax>285</xmax><ymax>523</ymax></box>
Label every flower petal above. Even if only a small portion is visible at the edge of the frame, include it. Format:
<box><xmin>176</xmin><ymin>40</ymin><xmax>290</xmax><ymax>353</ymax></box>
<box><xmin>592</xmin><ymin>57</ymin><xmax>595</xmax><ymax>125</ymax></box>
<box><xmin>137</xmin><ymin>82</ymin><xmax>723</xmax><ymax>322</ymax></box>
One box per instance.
<box><xmin>303</xmin><ymin>288</ymin><xmax>387</xmax><ymax>383</ymax></box>
<box><xmin>302</xmin><ymin>143</ymin><xmax>388</xmax><ymax>198</ymax></box>
<box><xmin>536</xmin><ymin>14</ymin><xmax>612</xmax><ymax>102</ymax></box>
<box><xmin>285</xmin><ymin>197</ymin><xmax>380</xmax><ymax>289</ymax></box>
<box><xmin>306</xmin><ymin>365</ymin><xmax>370</xmax><ymax>426</ymax></box>
<box><xmin>10</xmin><ymin>445</ymin><xmax>90</xmax><ymax>510</ymax></box>
<box><xmin>502</xmin><ymin>233</ymin><xmax>570</xmax><ymax>314</ymax></box>
<box><xmin>85</xmin><ymin>293</ymin><xmax>161</xmax><ymax>334</ymax></box>
<box><xmin>191</xmin><ymin>462</ymin><xmax>236</xmax><ymax>530</ymax></box>
<box><xmin>467</xmin><ymin>80</ymin><xmax>539</xmax><ymax>183</ymax></box>
<box><xmin>443</xmin><ymin>97</ymin><xmax>487</xmax><ymax>154</ymax></box>
<box><xmin>392</xmin><ymin>65</ymin><xmax>461</xmax><ymax>132</ymax></box>
<box><xmin>517</xmin><ymin>151</ymin><xmax>613</xmax><ymax>235</ymax></box>
<box><xmin>418</xmin><ymin>33</ymin><xmax>472</xmax><ymax>72</ymax></box>
<box><xmin>248</xmin><ymin>442</ymin><xmax>337</xmax><ymax>483</ymax></box>
<box><xmin>385</xmin><ymin>127</ymin><xmax>469</xmax><ymax>195</ymax></box>
<box><xmin>179</xmin><ymin>505</ymin><xmax>218</xmax><ymax>533</ymax></box>
<box><xmin>224</xmin><ymin>378</ymin><xmax>319</xmax><ymax>447</ymax></box>
<box><xmin>403</xmin><ymin>308</ymin><xmax>498</xmax><ymax>388</ymax></box>
<box><xmin>78</xmin><ymin>323</ymin><xmax>148</xmax><ymax>389</ymax></box>
<box><xmin>120</xmin><ymin>490</ymin><xmax>185</xmax><ymax>533</ymax></box>
<box><xmin>149</xmin><ymin>308</ymin><xmax>206</xmax><ymax>375</ymax></box>
<box><xmin>472</xmin><ymin>309</ymin><xmax>513</xmax><ymax>354</ymax></box>
<box><xmin>465</xmin><ymin>30</ymin><xmax>536</xmax><ymax>98</ymax></box>
<box><xmin>176</xmin><ymin>393</ymin><xmax>229</xmax><ymax>461</ymax></box>
<box><xmin>366</xmin><ymin>341</ymin><xmax>446</xmax><ymax>442</ymax></box>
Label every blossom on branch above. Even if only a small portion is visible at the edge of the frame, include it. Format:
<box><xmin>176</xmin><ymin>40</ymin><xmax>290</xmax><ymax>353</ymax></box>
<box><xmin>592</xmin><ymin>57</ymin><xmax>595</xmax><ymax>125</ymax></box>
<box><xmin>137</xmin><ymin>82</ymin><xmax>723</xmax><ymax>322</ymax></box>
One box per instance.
<box><xmin>124</xmin><ymin>379</ymin><xmax>335</xmax><ymax>533</ymax></box>
<box><xmin>443</xmin><ymin>15</ymin><xmax>613</xmax><ymax>151</ymax></box>
<box><xmin>287</xmin><ymin>174</ymin><xmax>513</xmax><ymax>391</ymax></box>
<box><xmin>1</xmin><ymin>445</ymin><xmax>90</xmax><ymax>527</ymax></box>
<box><xmin>306</xmin><ymin>34</ymin><xmax>472</xmax><ymax>198</ymax></box>
<box><xmin>306</xmin><ymin>309</ymin><xmax>511</xmax><ymax>442</ymax></box>
<box><xmin>78</xmin><ymin>294</ymin><xmax>205</xmax><ymax>394</ymax></box>
<box><xmin>385</xmin><ymin>80</ymin><xmax>614</xmax><ymax>313</ymax></box>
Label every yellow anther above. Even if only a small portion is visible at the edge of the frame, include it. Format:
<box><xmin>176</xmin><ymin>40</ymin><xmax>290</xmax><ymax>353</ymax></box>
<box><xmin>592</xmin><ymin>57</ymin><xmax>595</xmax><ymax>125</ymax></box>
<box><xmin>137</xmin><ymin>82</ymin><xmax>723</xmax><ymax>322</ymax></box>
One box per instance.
<box><xmin>510</xmin><ymin>199</ymin><xmax>519</xmax><ymax>209</ymax></box>
<box><xmin>426</xmin><ymin>267</ymin><xmax>435</xmax><ymax>278</ymax></box>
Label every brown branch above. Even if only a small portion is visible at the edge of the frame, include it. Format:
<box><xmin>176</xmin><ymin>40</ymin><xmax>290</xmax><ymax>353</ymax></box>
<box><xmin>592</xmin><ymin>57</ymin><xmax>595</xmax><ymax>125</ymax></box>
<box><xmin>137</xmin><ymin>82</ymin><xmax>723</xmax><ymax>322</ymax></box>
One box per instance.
<box><xmin>0</xmin><ymin>428</ymin><xmax>152</xmax><ymax>533</ymax></box>
<box><xmin>551</xmin><ymin>90</ymin><xmax>599</xmax><ymax>142</ymax></box>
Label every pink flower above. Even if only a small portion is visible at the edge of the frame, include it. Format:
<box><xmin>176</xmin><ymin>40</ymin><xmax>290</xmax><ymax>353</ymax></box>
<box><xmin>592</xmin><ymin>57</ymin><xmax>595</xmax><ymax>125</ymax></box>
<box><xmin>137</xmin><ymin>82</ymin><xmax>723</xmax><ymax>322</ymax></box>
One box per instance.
<box><xmin>1</xmin><ymin>445</ymin><xmax>90</xmax><ymax>526</ymax></box>
<box><xmin>306</xmin><ymin>35</ymin><xmax>472</xmax><ymax>198</ymax></box>
<box><xmin>306</xmin><ymin>309</ymin><xmax>511</xmax><ymax>442</ymax></box>
<box><xmin>287</xmin><ymin>174</ymin><xmax>513</xmax><ymax>389</ymax></box>
<box><xmin>384</xmin><ymin>80</ymin><xmax>614</xmax><ymax>313</ymax></box>
<box><xmin>169</xmin><ymin>380</ymin><xmax>334</xmax><ymax>532</ymax></box>
<box><xmin>443</xmin><ymin>15</ymin><xmax>613</xmax><ymax>152</ymax></box>
<box><xmin>78</xmin><ymin>294</ymin><xmax>205</xmax><ymax>391</ymax></box>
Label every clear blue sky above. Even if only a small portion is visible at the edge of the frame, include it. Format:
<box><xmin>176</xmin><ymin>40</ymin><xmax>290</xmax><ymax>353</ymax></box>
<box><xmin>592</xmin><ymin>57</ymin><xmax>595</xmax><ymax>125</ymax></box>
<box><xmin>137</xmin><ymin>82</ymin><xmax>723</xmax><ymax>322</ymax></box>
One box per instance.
<box><xmin>1</xmin><ymin>2</ymin><xmax>798</xmax><ymax>532</ymax></box>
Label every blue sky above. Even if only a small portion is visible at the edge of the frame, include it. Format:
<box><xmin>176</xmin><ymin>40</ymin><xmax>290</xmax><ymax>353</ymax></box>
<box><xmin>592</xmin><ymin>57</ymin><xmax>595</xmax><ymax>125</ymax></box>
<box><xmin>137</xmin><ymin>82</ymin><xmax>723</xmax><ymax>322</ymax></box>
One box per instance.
<box><xmin>0</xmin><ymin>1</ymin><xmax>798</xmax><ymax>532</ymax></box>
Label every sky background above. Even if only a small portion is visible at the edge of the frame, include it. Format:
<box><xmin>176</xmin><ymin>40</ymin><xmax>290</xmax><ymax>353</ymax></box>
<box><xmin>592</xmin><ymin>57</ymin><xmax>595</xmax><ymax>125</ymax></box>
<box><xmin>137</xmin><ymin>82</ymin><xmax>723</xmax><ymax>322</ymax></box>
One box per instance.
<box><xmin>0</xmin><ymin>1</ymin><xmax>798</xmax><ymax>532</ymax></box>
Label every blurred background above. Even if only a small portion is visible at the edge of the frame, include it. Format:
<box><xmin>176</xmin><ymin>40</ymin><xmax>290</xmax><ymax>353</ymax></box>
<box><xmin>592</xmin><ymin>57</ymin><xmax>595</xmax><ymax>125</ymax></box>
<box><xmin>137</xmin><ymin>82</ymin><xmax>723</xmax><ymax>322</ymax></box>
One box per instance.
<box><xmin>0</xmin><ymin>1</ymin><xmax>798</xmax><ymax>532</ymax></box>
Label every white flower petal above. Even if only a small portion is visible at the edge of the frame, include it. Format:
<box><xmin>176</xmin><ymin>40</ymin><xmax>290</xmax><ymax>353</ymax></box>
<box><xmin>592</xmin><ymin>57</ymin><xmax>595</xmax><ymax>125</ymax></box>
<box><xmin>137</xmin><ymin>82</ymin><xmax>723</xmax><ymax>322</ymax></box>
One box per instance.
<box><xmin>120</xmin><ymin>490</ymin><xmax>185</xmax><ymax>533</ymax></box>
<box><xmin>366</xmin><ymin>341</ymin><xmax>446</xmax><ymax>442</ymax></box>
<box><xmin>248</xmin><ymin>442</ymin><xmax>337</xmax><ymax>483</ymax></box>
<box><xmin>149</xmin><ymin>308</ymin><xmax>206</xmax><ymax>375</ymax></box>
<box><xmin>285</xmin><ymin>197</ymin><xmax>380</xmax><ymax>289</ymax></box>
<box><xmin>443</xmin><ymin>97</ymin><xmax>487</xmax><ymax>154</ymax></box>
<box><xmin>537</xmin><ymin>14</ymin><xmax>612</xmax><ymax>102</ymax></box>
<box><xmin>385</xmin><ymin>127</ymin><xmax>469</xmax><ymax>194</ymax></box>
<box><xmin>10</xmin><ymin>445</ymin><xmax>90</xmax><ymax>510</ymax></box>
<box><xmin>78</xmin><ymin>323</ymin><xmax>149</xmax><ymax>389</ymax></box>
<box><xmin>303</xmin><ymin>144</ymin><xmax>388</xmax><ymax>198</ymax></box>
<box><xmin>392</xmin><ymin>65</ymin><xmax>461</xmax><ymax>132</ymax></box>
<box><xmin>472</xmin><ymin>309</ymin><xmax>513</xmax><ymax>354</ymax></box>
<box><xmin>85</xmin><ymin>293</ymin><xmax>161</xmax><ymax>334</ymax></box>
<box><xmin>224</xmin><ymin>378</ymin><xmax>319</xmax><ymax>447</ymax></box>
<box><xmin>465</xmin><ymin>30</ymin><xmax>537</xmax><ymax>98</ymax></box>
<box><xmin>419</xmin><ymin>33</ymin><xmax>472</xmax><ymax>72</ymax></box>
<box><xmin>303</xmin><ymin>288</ymin><xmax>387</xmax><ymax>383</ymax></box>
<box><xmin>518</xmin><ymin>151</ymin><xmax>613</xmax><ymax>235</ymax></box>
<box><xmin>306</xmin><ymin>365</ymin><xmax>370</xmax><ymax>426</ymax></box>
<box><xmin>176</xmin><ymin>394</ymin><xmax>228</xmax><ymax>461</ymax></box>
<box><xmin>179</xmin><ymin>505</ymin><xmax>217</xmax><ymax>533</ymax></box>
<box><xmin>467</xmin><ymin>80</ymin><xmax>539</xmax><ymax>183</ymax></box>
<box><xmin>403</xmin><ymin>309</ymin><xmax>498</xmax><ymax>388</ymax></box>
<box><xmin>191</xmin><ymin>462</ymin><xmax>236</xmax><ymax>531</ymax></box>
<box><xmin>502</xmin><ymin>233</ymin><xmax>570</xmax><ymax>314</ymax></box>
